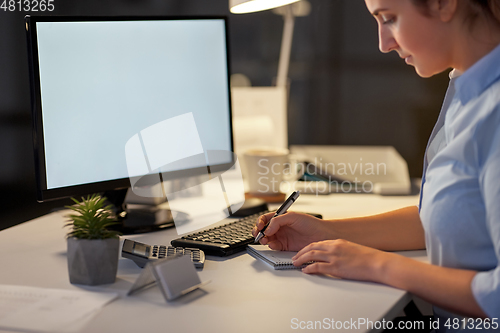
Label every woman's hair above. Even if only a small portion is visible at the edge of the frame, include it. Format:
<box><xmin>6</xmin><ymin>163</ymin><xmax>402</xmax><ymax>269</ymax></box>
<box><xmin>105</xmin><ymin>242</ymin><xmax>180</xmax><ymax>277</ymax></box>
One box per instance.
<box><xmin>411</xmin><ymin>0</ymin><xmax>500</xmax><ymax>25</ymax></box>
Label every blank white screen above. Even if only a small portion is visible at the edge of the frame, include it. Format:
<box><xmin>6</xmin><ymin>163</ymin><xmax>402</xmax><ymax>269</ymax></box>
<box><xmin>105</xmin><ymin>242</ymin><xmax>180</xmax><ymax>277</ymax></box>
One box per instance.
<box><xmin>36</xmin><ymin>20</ymin><xmax>232</xmax><ymax>190</ymax></box>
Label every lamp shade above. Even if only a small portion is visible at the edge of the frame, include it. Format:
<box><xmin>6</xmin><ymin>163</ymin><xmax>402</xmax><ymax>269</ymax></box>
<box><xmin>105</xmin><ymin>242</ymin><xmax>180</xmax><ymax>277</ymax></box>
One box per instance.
<box><xmin>229</xmin><ymin>0</ymin><xmax>300</xmax><ymax>14</ymax></box>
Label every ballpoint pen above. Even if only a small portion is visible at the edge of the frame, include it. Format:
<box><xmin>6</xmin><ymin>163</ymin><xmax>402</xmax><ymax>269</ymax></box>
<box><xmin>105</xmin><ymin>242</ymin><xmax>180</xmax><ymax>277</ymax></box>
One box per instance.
<box><xmin>254</xmin><ymin>191</ymin><xmax>300</xmax><ymax>243</ymax></box>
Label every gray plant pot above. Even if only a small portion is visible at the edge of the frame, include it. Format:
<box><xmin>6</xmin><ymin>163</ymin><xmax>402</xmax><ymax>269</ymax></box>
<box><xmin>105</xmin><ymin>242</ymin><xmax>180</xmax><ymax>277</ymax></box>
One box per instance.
<box><xmin>67</xmin><ymin>237</ymin><xmax>119</xmax><ymax>286</ymax></box>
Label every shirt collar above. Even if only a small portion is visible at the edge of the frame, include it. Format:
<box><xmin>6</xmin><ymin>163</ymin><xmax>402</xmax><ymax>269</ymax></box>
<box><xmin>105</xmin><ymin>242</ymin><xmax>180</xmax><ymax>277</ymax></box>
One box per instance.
<box><xmin>454</xmin><ymin>42</ymin><xmax>500</xmax><ymax>105</ymax></box>
<box><xmin>449</xmin><ymin>69</ymin><xmax>462</xmax><ymax>79</ymax></box>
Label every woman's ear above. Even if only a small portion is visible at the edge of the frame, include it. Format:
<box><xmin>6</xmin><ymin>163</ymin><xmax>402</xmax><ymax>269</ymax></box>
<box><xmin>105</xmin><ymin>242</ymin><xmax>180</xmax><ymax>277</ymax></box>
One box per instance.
<box><xmin>428</xmin><ymin>0</ymin><xmax>458</xmax><ymax>22</ymax></box>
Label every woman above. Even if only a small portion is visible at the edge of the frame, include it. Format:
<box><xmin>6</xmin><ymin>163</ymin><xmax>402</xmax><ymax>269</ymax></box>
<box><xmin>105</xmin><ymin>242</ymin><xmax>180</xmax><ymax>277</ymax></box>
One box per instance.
<box><xmin>252</xmin><ymin>0</ymin><xmax>500</xmax><ymax>329</ymax></box>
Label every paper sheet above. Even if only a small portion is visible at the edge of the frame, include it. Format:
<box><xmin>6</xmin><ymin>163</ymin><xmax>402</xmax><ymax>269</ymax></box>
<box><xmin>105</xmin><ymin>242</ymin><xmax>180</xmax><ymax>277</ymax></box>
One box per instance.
<box><xmin>0</xmin><ymin>285</ymin><xmax>118</xmax><ymax>333</ymax></box>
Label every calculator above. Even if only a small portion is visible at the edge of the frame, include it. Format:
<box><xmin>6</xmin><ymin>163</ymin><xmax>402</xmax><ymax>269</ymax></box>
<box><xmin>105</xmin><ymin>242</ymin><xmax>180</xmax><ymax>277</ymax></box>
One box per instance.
<box><xmin>121</xmin><ymin>239</ymin><xmax>205</xmax><ymax>269</ymax></box>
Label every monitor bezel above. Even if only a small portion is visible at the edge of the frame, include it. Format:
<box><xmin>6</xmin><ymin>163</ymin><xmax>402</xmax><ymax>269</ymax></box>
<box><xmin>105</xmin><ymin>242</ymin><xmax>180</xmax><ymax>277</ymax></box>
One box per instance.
<box><xmin>25</xmin><ymin>15</ymin><xmax>235</xmax><ymax>202</ymax></box>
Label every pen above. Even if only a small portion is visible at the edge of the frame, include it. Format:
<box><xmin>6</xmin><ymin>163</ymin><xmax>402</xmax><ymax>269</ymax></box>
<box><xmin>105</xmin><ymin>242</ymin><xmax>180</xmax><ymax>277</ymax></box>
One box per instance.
<box><xmin>254</xmin><ymin>191</ymin><xmax>300</xmax><ymax>243</ymax></box>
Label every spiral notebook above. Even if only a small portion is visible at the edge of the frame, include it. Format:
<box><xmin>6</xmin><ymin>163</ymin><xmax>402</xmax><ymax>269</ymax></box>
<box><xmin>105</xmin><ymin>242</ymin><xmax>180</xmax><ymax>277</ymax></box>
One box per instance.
<box><xmin>247</xmin><ymin>245</ymin><xmax>312</xmax><ymax>270</ymax></box>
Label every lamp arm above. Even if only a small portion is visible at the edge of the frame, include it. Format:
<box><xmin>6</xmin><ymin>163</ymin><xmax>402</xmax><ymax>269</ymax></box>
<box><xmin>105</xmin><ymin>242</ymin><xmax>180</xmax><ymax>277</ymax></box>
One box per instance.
<box><xmin>276</xmin><ymin>5</ymin><xmax>295</xmax><ymax>88</ymax></box>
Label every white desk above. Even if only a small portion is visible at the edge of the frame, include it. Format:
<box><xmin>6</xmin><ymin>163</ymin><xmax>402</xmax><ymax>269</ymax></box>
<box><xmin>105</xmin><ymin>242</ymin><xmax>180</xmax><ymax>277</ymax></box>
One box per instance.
<box><xmin>0</xmin><ymin>193</ymin><xmax>425</xmax><ymax>333</ymax></box>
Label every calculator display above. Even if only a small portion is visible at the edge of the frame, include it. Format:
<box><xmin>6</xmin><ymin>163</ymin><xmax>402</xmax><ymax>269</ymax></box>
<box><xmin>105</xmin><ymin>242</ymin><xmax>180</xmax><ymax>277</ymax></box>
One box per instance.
<box><xmin>132</xmin><ymin>243</ymin><xmax>149</xmax><ymax>257</ymax></box>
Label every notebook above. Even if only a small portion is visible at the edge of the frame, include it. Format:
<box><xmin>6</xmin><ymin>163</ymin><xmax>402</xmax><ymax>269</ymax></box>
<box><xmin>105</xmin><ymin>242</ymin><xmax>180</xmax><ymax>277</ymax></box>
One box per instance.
<box><xmin>247</xmin><ymin>244</ymin><xmax>312</xmax><ymax>270</ymax></box>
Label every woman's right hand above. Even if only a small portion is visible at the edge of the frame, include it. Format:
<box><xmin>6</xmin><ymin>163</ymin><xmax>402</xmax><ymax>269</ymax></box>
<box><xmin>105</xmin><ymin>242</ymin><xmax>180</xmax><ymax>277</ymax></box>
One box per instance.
<box><xmin>251</xmin><ymin>212</ymin><xmax>332</xmax><ymax>251</ymax></box>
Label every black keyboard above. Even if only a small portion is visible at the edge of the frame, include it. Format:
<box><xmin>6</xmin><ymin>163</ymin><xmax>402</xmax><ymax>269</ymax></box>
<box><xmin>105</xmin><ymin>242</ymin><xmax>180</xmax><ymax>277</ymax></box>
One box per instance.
<box><xmin>170</xmin><ymin>211</ymin><xmax>269</xmax><ymax>256</ymax></box>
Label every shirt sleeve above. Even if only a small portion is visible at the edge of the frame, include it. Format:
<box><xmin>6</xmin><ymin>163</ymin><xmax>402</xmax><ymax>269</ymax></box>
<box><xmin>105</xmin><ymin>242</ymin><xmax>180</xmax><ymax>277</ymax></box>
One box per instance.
<box><xmin>472</xmin><ymin>105</ymin><xmax>500</xmax><ymax>318</ymax></box>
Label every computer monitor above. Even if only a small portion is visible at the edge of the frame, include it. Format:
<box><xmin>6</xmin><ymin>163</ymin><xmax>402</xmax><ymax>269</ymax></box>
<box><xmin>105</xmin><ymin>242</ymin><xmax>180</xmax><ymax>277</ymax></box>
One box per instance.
<box><xmin>25</xmin><ymin>16</ymin><xmax>235</xmax><ymax>233</ymax></box>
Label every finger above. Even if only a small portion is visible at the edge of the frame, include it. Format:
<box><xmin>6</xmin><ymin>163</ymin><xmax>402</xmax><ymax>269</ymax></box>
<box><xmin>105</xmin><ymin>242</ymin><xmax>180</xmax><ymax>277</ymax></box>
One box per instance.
<box><xmin>292</xmin><ymin>241</ymin><xmax>329</xmax><ymax>261</ymax></box>
<box><xmin>302</xmin><ymin>262</ymin><xmax>330</xmax><ymax>275</ymax></box>
<box><xmin>264</xmin><ymin>213</ymin><xmax>297</xmax><ymax>237</ymax></box>
<box><xmin>267</xmin><ymin>240</ymin><xmax>284</xmax><ymax>251</ymax></box>
<box><xmin>259</xmin><ymin>232</ymin><xmax>277</xmax><ymax>245</ymax></box>
<box><xmin>293</xmin><ymin>249</ymin><xmax>330</xmax><ymax>266</ymax></box>
<box><xmin>255</xmin><ymin>213</ymin><xmax>275</xmax><ymax>231</ymax></box>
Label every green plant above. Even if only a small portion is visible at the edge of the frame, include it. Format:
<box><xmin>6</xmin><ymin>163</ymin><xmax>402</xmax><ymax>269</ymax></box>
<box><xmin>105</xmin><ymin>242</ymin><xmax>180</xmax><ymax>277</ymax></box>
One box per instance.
<box><xmin>65</xmin><ymin>194</ymin><xmax>121</xmax><ymax>239</ymax></box>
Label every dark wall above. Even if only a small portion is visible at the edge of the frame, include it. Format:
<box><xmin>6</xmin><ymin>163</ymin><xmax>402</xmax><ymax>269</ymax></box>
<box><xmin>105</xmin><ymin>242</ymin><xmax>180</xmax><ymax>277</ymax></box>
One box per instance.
<box><xmin>0</xmin><ymin>0</ymin><xmax>448</xmax><ymax>230</ymax></box>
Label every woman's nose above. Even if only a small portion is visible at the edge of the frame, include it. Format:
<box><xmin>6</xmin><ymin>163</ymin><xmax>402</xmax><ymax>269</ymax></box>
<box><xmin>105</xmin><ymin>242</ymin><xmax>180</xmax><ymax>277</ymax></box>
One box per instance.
<box><xmin>379</xmin><ymin>26</ymin><xmax>398</xmax><ymax>53</ymax></box>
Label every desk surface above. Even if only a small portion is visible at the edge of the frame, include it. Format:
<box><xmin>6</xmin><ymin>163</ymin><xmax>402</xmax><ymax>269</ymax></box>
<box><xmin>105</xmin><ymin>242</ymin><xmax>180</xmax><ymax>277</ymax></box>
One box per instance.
<box><xmin>0</xmin><ymin>193</ymin><xmax>424</xmax><ymax>333</ymax></box>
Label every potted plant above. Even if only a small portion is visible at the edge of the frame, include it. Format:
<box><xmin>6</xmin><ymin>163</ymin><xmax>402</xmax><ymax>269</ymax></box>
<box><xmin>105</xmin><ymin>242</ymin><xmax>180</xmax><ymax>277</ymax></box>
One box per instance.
<box><xmin>65</xmin><ymin>194</ymin><xmax>122</xmax><ymax>285</ymax></box>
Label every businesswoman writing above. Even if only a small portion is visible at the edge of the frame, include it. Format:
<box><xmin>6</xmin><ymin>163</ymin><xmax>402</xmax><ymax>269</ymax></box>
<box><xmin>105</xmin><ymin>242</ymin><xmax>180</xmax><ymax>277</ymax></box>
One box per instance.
<box><xmin>253</xmin><ymin>0</ymin><xmax>500</xmax><ymax>327</ymax></box>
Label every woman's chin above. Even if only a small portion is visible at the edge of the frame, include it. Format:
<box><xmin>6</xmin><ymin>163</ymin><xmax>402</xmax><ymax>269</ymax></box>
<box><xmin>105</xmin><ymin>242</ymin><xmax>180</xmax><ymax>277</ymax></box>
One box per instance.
<box><xmin>414</xmin><ymin>65</ymin><xmax>437</xmax><ymax>78</ymax></box>
<box><xmin>413</xmin><ymin>62</ymin><xmax>450</xmax><ymax>78</ymax></box>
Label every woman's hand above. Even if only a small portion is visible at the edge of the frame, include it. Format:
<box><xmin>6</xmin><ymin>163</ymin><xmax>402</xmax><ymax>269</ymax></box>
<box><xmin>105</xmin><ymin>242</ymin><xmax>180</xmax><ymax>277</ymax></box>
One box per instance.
<box><xmin>251</xmin><ymin>212</ymin><xmax>332</xmax><ymax>251</ymax></box>
<box><xmin>292</xmin><ymin>239</ymin><xmax>395</xmax><ymax>282</ymax></box>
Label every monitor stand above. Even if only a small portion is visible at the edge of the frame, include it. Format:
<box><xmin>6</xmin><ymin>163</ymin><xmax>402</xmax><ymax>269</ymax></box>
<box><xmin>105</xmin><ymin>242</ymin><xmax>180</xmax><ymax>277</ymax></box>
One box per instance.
<box><xmin>103</xmin><ymin>189</ymin><xmax>186</xmax><ymax>235</ymax></box>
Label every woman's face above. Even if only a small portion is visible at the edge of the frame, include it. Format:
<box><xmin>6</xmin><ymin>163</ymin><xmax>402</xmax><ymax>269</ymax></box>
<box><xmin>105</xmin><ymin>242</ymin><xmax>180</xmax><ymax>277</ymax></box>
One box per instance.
<box><xmin>365</xmin><ymin>0</ymin><xmax>453</xmax><ymax>77</ymax></box>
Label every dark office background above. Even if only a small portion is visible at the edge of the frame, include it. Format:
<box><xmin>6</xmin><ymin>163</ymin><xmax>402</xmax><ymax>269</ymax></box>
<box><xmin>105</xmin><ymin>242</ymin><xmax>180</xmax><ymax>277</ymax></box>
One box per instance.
<box><xmin>0</xmin><ymin>0</ymin><xmax>449</xmax><ymax>231</ymax></box>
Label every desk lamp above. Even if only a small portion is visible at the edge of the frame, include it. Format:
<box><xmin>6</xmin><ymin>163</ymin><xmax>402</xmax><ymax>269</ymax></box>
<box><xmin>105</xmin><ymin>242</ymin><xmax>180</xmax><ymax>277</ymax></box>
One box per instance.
<box><xmin>229</xmin><ymin>0</ymin><xmax>301</xmax><ymax>87</ymax></box>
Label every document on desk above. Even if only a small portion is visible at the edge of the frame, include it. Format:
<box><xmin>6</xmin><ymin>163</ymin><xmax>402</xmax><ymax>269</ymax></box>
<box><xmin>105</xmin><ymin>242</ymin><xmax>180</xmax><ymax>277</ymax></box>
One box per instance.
<box><xmin>0</xmin><ymin>285</ymin><xmax>118</xmax><ymax>333</ymax></box>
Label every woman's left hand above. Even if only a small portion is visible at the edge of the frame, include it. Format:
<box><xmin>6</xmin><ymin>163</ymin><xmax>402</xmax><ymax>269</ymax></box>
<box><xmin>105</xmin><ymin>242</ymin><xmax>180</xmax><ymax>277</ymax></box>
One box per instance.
<box><xmin>292</xmin><ymin>239</ymin><xmax>395</xmax><ymax>282</ymax></box>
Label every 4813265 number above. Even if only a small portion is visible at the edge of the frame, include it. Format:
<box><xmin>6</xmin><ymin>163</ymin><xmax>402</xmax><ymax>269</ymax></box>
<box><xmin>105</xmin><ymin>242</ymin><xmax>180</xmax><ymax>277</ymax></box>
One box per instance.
<box><xmin>445</xmin><ymin>317</ymin><xmax>499</xmax><ymax>330</ymax></box>
<box><xmin>1</xmin><ymin>0</ymin><xmax>54</xmax><ymax>11</ymax></box>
